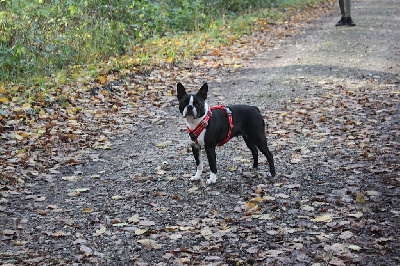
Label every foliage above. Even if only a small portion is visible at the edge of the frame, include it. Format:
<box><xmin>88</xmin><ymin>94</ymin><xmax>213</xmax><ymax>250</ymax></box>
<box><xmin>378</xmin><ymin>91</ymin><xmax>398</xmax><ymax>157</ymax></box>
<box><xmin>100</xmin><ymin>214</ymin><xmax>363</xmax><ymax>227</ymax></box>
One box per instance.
<box><xmin>0</xmin><ymin>0</ymin><xmax>328</xmax><ymax>83</ymax></box>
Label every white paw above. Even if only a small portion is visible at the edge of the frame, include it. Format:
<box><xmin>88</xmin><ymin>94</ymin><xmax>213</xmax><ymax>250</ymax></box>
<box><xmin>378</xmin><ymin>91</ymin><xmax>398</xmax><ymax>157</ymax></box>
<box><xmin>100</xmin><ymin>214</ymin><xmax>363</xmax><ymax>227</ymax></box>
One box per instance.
<box><xmin>190</xmin><ymin>175</ymin><xmax>201</xmax><ymax>181</ymax></box>
<box><xmin>206</xmin><ymin>173</ymin><xmax>216</xmax><ymax>184</ymax></box>
<box><xmin>190</xmin><ymin>170</ymin><xmax>202</xmax><ymax>181</ymax></box>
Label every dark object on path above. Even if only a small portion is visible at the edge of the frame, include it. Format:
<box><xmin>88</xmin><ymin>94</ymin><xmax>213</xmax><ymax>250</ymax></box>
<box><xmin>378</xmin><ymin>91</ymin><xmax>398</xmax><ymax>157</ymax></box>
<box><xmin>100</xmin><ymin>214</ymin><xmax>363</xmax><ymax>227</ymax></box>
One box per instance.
<box><xmin>336</xmin><ymin>0</ymin><xmax>356</xmax><ymax>26</ymax></box>
<box><xmin>335</xmin><ymin>16</ymin><xmax>356</xmax><ymax>26</ymax></box>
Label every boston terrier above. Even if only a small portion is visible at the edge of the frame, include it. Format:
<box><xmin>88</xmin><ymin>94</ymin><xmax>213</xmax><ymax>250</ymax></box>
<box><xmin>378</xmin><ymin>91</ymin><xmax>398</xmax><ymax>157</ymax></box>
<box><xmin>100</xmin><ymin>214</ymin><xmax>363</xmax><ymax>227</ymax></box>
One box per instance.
<box><xmin>176</xmin><ymin>82</ymin><xmax>276</xmax><ymax>184</ymax></box>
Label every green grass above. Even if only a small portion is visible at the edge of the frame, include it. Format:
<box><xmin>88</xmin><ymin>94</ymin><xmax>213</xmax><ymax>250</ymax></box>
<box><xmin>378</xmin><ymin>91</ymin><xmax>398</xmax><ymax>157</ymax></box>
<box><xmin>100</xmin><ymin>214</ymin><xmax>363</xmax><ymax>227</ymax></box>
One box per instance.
<box><xmin>0</xmin><ymin>0</ymin><xmax>330</xmax><ymax>85</ymax></box>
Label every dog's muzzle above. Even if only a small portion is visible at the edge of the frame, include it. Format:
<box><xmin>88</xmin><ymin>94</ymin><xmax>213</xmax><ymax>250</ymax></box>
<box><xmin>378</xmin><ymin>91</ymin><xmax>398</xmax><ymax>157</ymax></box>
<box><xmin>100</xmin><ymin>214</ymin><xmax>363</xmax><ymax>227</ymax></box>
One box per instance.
<box><xmin>184</xmin><ymin>105</ymin><xmax>196</xmax><ymax>118</ymax></box>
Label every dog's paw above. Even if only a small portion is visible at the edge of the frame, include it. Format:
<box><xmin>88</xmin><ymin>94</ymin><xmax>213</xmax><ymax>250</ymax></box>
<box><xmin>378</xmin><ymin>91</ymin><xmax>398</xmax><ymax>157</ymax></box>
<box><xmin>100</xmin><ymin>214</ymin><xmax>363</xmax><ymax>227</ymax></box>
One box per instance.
<box><xmin>206</xmin><ymin>173</ymin><xmax>216</xmax><ymax>184</ymax></box>
<box><xmin>190</xmin><ymin>175</ymin><xmax>201</xmax><ymax>181</ymax></box>
<box><xmin>190</xmin><ymin>170</ymin><xmax>202</xmax><ymax>181</ymax></box>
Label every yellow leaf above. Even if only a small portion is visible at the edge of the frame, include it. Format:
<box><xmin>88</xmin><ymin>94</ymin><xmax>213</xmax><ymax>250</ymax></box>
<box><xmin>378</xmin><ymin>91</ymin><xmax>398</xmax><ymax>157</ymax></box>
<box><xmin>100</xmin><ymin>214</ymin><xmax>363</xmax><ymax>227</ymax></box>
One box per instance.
<box><xmin>229</xmin><ymin>166</ymin><xmax>237</xmax><ymax>171</ymax></box>
<box><xmin>98</xmin><ymin>76</ymin><xmax>107</xmax><ymax>84</ymax></box>
<box><xmin>14</xmin><ymin>133</ymin><xmax>24</xmax><ymax>140</ymax></box>
<box><xmin>251</xmin><ymin>197</ymin><xmax>263</xmax><ymax>202</ymax></box>
<box><xmin>22</xmin><ymin>103</ymin><xmax>31</xmax><ymax>109</ymax></box>
<box><xmin>356</xmin><ymin>192</ymin><xmax>366</xmax><ymax>204</ymax></box>
<box><xmin>39</xmin><ymin>110</ymin><xmax>48</xmax><ymax>119</ymax></box>
<box><xmin>0</xmin><ymin>98</ymin><xmax>9</xmax><ymax>103</ymax></box>
<box><xmin>82</xmin><ymin>208</ymin><xmax>94</xmax><ymax>212</ymax></box>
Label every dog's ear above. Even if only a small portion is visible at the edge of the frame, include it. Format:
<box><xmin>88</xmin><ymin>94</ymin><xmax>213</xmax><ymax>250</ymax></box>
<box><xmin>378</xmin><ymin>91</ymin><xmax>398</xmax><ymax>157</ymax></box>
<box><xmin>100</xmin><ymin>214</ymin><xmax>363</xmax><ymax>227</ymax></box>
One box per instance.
<box><xmin>177</xmin><ymin>83</ymin><xmax>186</xmax><ymax>99</ymax></box>
<box><xmin>197</xmin><ymin>83</ymin><xmax>208</xmax><ymax>100</ymax></box>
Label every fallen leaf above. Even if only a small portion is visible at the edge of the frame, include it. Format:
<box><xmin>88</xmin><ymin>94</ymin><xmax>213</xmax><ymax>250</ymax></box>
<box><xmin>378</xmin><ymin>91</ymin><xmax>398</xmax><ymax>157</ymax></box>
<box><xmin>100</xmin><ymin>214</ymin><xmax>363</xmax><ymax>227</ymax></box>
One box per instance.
<box><xmin>139</xmin><ymin>220</ymin><xmax>155</xmax><ymax>226</ymax></box>
<box><xmin>53</xmin><ymin>231</ymin><xmax>71</xmax><ymax>237</ymax></box>
<box><xmin>205</xmin><ymin>255</ymin><xmax>223</xmax><ymax>261</ymax></box>
<box><xmin>179</xmin><ymin>226</ymin><xmax>195</xmax><ymax>231</ymax></box>
<box><xmin>366</xmin><ymin>190</ymin><xmax>380</xmax><ymax>197</ymax></box>
<box><xmin>356</xmin><ymin>192</ymin><xmax>366</xmax><ymax>204</ymax></box>
<box><xmin>252</xmin><ymin>214</ymin><xmax>274</xmax><ymax>220</ymax></box>
<box><xmin>62</xmin><ymin>175</ymin><xmax>82</xmax><ymax>181</ymax></box>
<box><xmin>3</xmin><ymin>229</ymin><xmax>17</xmax><ymax>235</ymax></box>
<box><xmin>67</xmin><ymin>191</ymin><xmax>81</xmax><ymax>197</ymax></box>
<box><xmin>111</xmin><ymin>195</ymin><xmax>123</xmax><ymax>200</ymax></box>
<box><xmin>80</xmin><ymin>245</ymin><xmax>92</xmax><ymax>254</ymax></box>
<box><xmin>75</xmin><ymin>188</ymin><xmax>90</xmax><ymax>192</ymax></box>
<box><xmin>34</xmin><ymin>196</ymin><xmax>46</xmax><ymax>202</ymax></box>
<box><xmin>200</xmin><ymin>228</ymin><xmax>213</xmax><ymax>236</ymax></box>
<box><xmin>134</xmin><ymin>228</ymin><xmax>148</xmax><ymax>235</ymax></box>
<box><xmin>156</xmin><ymin>141</ymin><xmax>172</xmax><ymax>148</ymax></box>
<box><xmin>137</xmin><ymin>239</ymin><xmax>162</xmax><ymax>250</ymax></box>
<box><xmin>169</xmin><ymin>233</ymin><xmax>182</xmax><ymax>240</ymax></box>
<box><xmin>275</xmin><ymin>193</ymin><xmax>290</xmax><ymax>199</ymax></box>
<box><xmin>347</xmin><ymin>212</ymin><xmax>363</xmax><ymax>219</ymax></box>
<box><xmin>112</xmin><ymin>223</ymin><xmax>128</xmax><ymax>227</ymax></box>
<box><xmin>128</xmin><ymin>215</ymin><xmax>140</xmax><ymax>223</ymax></box>
<box><xmin>95</xmin><ymin>226</ymin><xmax>106</xmax><ymax>236</ymax></box>
<box><xmin>259</xmin><ymin>249</ymin><xmax>285</xmax><ymax>257</ymax></box>
<box><xmin>339</xmin><ymin>231</ymin><xmax>353</xmax><ymax>240</ymax></box>
<box><xmin>302</xmin><ymin>205</ymin><xmax>315</xmax><ymax>212</ymax></box>
<box><xmin>188</xmin><ymin>186</ymin><xmax>199</xmax><ymax>193</ymax></box>
<box><xmin>263</xmin><ymin>195</ymin><xmax>276</xmax><ymax>202</ymax></box>
<box><xmin>37</xmin><ymin>210</ymin><xmax>49</xmax><ymax>216</ymax></box>
<box><xmin>348</xmin><ymin>244</ymin><xmax>361</xmax><ymax>251</ymax></box>
<box><xmin>311</xmin><ymin>215</ymin><xmax>332</xmax><ymax>223</ymax></box>
<box><xmin>329</xmin><ymin>258</ymin><xmax>346</xmax><ymax>266</ymax></box>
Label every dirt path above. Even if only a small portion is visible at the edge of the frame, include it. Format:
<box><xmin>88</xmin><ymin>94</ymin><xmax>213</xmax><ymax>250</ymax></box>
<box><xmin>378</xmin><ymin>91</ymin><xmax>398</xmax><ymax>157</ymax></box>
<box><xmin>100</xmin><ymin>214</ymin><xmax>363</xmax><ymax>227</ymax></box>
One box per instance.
<box><xmin>1</xmin><ymin>0</ymin><xmax>399</xmax><ymax>265</ymax></box>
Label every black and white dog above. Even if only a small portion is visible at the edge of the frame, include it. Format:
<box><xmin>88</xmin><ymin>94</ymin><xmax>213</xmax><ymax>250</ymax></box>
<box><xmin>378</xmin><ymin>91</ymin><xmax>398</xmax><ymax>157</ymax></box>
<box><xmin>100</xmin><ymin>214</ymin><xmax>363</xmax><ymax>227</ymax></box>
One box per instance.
<box><xmin>176</xmin><ymin>83</ymin><xmax>276</xmax><ymax>184</ymax></box>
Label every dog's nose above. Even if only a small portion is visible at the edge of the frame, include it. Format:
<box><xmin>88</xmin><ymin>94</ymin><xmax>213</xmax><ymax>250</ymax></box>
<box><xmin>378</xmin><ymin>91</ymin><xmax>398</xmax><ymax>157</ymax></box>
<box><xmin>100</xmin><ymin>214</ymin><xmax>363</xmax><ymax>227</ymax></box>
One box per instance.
<box><xmin>187</xmin><ymin>105</ymin><xmax>194</xmax><ymax>111</ymax></box>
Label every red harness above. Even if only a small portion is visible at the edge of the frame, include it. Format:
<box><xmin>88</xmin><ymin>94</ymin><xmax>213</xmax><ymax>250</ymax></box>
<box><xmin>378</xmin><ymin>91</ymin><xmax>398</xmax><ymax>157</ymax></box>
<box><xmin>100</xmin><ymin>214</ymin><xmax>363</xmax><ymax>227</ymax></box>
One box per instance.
<box><xmin>187</xmin><ymin>105</ymin><xmax>234</xmax><ymax>147</ymax></box>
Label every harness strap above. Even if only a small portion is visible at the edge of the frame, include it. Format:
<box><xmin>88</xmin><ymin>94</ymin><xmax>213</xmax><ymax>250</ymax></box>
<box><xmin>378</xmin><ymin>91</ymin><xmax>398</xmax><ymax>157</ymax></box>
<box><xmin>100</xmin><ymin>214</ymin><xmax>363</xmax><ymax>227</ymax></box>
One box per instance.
<box><xmin>187</xmin><ymin>105</ymin><xmax>234</xmax><ymax>146</ymax></box>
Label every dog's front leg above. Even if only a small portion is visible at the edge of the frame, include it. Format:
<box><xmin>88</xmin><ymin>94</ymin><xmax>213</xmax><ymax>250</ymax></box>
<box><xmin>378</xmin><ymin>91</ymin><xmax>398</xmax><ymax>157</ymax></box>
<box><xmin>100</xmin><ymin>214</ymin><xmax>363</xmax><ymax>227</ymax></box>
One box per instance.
<box><xmin>205</xmin><ymin>146</ymin><xmax>217</xmax><ymax>184</ymax></box>
<box><xmin>190</xmin><ymin>145</ymin><xmax>203</xmax><ymax>181</ymax></box>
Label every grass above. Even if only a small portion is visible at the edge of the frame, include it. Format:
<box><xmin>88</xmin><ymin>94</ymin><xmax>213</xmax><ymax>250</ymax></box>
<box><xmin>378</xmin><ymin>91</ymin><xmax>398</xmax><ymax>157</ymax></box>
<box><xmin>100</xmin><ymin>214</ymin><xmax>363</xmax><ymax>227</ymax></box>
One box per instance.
<box><xmin>0</xmin><ymin>0</ymin><xmax>330</xmax><ymax>86</ymax></box>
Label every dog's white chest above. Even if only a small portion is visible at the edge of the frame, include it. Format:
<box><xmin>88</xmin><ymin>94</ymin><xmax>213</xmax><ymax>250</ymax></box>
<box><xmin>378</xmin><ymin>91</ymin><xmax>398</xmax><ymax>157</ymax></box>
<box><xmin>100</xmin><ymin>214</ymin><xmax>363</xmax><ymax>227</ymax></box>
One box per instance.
<box><xmin>195</xmin><ymin>129</ymin><xmax>206</xmax><ymax>147</ymax></box>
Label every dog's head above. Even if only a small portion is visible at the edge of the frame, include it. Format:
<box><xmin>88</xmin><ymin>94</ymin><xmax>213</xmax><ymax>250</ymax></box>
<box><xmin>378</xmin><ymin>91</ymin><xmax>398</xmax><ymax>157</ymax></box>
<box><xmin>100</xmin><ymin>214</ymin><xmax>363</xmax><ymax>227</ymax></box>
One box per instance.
<box><xmin>176</xmin><ymin>83</ymin><xmax>208</xmax><ymax>119</ymax></box>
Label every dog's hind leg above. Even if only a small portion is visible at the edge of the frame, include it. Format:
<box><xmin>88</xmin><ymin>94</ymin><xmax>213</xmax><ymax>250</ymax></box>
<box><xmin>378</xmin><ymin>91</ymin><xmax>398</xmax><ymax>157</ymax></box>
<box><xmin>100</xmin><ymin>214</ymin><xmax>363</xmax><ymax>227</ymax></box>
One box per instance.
<box><xmin>191</xmin><ymin>145</ymin><xmax>203</xmax><ymax>181</ymax></box>
<box><xmin>253</xmin><ymin>135</ymin><xmax>276</xmax><ymax>177</ymax></box>
<box><xmin>257</xmin><ymin>143</ymin><xmax>276</xmax><ymax>177</ymax></box>
<box><xmin>243</xmin><ymin>136</ymin><xmax>259</xmax><ymax>168</ymax></box>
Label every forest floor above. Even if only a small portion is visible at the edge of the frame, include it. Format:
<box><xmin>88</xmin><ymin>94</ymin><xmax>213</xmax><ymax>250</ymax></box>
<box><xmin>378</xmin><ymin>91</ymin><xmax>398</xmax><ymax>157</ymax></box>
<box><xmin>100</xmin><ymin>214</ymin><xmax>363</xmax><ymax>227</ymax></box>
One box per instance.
<box><xmin>1</xmin><ymin>0</ymin><xmax>399</xmax><ymax>265</ymax></box>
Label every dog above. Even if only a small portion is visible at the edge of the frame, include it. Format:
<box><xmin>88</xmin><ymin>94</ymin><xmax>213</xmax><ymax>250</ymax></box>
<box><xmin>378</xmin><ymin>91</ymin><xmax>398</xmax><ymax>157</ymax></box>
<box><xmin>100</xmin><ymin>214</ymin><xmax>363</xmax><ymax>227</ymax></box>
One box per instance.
<box><xmin>176</xmin><ymin>82</ymin><xmax>276</xmax><ymax>184</ymax></box>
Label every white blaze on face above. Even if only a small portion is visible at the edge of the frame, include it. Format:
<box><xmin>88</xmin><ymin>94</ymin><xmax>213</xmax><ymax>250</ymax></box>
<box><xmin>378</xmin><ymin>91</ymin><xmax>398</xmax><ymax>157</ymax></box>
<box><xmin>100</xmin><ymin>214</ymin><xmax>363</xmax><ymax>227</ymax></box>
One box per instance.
<box><xmin>183</xmin><ymin>95</ymin><xmax>197</xmax><ymax>118</ymax></box>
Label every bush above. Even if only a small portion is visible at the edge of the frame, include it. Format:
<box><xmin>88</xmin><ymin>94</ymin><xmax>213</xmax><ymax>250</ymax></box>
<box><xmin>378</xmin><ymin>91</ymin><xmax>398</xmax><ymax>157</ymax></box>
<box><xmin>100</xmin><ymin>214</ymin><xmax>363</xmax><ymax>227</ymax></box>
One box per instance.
<box><xmin>0</xmin><ymin>0</ymin><xmax>325</xmax><ymax>83</ymax></box>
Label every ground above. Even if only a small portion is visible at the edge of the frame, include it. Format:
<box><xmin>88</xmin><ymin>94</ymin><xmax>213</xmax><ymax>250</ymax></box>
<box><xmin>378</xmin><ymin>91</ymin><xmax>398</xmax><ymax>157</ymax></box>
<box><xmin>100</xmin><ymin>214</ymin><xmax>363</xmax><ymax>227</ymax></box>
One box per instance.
<box><xmin>1</xmin><ymin>0</ymin><xmax>399</xmax><ymax>265</ymax></box>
